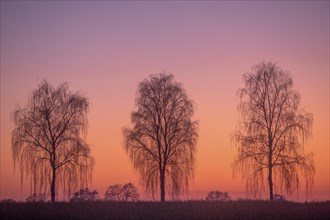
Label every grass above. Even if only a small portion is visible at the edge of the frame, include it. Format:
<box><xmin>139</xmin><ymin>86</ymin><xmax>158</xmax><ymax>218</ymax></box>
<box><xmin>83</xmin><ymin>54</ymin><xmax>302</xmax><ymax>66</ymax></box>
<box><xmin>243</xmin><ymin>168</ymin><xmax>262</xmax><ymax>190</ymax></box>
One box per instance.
<box><xmin>1</xmin><ymin>200</ymin><xmax>329</xmax><ymax>220</ymax></box>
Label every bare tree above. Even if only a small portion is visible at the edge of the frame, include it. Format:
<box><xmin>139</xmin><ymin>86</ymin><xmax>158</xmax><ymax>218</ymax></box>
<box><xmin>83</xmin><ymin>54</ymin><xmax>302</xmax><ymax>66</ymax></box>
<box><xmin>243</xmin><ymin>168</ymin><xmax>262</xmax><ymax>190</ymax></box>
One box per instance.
<box><xmin>122</xmin><ymin>183</ymin><xmax>139</xmax><ymax>201</ymax></box>
<box><xmin>12</xmin><ymin>81</ymin><xmax>94</xmax><ymax>202</ymax></box>
<box><xmin>104</xmin><ymin>183</ymin><xmax>139</xmax><ymax>201</ymax></box>
<box><xmin>70</xmin><ymin>188</ymin><xmax>98</xmax><ymax>202</ymax></box>
<box><xmin>233</xmin><ymin>61</ymin><xmax>314</xmax><ymax>201</ymax></box>
<box><xmin>104</xmin><ymin>184</ymin><xmax>123</xmax><ymax>201</ymax></box>
<box><xmin>205</xmin><ymin>191</ymin><xmax>231</xmax><ymax>201</ymax></box>
<box><xmin>123</xmin><ymin>73</ymin><xmax>198</xmax><ymax>201</ymax></box>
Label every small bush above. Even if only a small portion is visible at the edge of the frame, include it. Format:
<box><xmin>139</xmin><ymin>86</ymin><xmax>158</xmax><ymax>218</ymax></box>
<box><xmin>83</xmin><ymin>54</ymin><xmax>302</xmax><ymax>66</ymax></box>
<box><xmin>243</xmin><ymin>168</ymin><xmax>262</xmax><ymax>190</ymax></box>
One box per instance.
<box><xmin>70</xmin><ymin>188</ymin><xmax>98</xmax><ymax>202</ymax></box>
<box><xmin>104</xmin><ymin>183</ymin><xmax>139</xmax><ymax>201</ymax></box>
<box><xmin>205</xmin><ymin>191</ymin><xmax>231</xmax><ymax>201</ymax></box>
<box><xmin>26</xmin><ymin>193</ymin><xmax>46</xmax><ymax>202</ymax></box>
<box><xmin>274</xmin><ymin>194</ymin><xmax>287</xmax><ymax>202</ymax></box>
<box><xmin>1</xmin><ymin>199</ymin><xmax>16</xmax><ymax>204</ymax></box>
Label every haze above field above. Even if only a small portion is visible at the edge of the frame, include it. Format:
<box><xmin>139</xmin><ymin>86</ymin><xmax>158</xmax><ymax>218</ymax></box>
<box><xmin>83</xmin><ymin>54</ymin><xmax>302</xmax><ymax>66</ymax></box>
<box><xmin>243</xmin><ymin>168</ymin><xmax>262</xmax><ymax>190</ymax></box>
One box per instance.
<box><xmin>1</xmin><ymin>1</ymin><xmax>329</xmax><ymax>201</ymax></box>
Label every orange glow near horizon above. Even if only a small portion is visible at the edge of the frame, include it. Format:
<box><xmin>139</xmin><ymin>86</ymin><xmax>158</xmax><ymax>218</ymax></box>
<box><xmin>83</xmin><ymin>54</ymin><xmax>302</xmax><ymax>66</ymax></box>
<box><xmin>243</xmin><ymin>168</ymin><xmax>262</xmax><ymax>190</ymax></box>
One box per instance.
<box><xmin>1</xmin><ymin>1</ymin><xmax>329</xmax><ymax>201</ymax></box>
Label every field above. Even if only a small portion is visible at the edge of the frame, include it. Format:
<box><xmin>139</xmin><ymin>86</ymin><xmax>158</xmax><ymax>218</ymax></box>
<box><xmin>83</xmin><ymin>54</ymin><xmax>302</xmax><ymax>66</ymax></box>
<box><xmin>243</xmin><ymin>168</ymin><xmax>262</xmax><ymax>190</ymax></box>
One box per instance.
<box><xmin>1</xmin><ymin>200</ymin><xmax>329</xmax><ymax>220</ymax></box>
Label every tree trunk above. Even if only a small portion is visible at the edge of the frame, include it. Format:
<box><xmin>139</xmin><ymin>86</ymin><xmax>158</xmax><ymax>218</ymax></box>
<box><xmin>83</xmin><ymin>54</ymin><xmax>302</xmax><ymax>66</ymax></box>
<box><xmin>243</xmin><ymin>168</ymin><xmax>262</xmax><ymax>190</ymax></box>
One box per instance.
<box><xmin>51</xmin><ymin>167</ymin><xmax>56</xmax><ymax>202</ymax></box>
<box><xmin>268</xmin><ymin>164</ymin><xmax>274</xmax><ymax>201</ymax></box>
<box><xmin>268</xmin><ymin>131</ymin><xmax>274</xmax><ymax>201</ymax></box>
<box><xmin>160</xmin><ymin>169</ymin><xmax>165</xmax><ymax>202</ymax></box>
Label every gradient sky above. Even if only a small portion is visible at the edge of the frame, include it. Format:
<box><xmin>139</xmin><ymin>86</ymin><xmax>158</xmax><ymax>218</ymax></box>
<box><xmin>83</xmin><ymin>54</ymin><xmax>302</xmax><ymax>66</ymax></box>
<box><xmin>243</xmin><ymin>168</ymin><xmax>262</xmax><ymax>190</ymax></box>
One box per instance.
<box><xmin>1</xmin><ymin>1</ymin><xmax>329</xmax><ymax>201</ymax></box>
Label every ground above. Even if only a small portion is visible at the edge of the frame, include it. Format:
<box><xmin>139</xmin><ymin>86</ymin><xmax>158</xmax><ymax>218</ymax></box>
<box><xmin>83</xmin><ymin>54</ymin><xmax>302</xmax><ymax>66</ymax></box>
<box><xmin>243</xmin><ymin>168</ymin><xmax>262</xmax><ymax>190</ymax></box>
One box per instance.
<box><xmin>1</xmin><ymin>200</ymin><xmax>329</xmax><ymax>220</ymax></box>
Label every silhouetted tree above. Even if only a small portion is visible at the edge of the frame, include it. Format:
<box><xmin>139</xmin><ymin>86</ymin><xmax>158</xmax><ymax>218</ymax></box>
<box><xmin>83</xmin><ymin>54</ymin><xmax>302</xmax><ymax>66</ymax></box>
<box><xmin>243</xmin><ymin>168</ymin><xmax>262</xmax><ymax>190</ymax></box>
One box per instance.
<box><xmin>104</xmin><ymin>183</ymin><xmax>139</xmax><ymax>201</ymax></box>
<box><xmin>104</xmin><ymin>184</ymin><xmax>122</xmax><ymax>201</ymax></box>
<box><xmin>123</xmin><ymin>73</ymin><xmax>198</xmax><ymax>201</ymax></box>
<box><xmin>12</xmin><ymin>81</ymin><xmax>94</xmax><ymax>202</ymax></box>
<box><xmin>233</xmin><ymin>62</ymin><xmax>314</xmax><ymax>201</ymax></box>
<box><xmin>205</xmin><ymin>191</ymin><xmax>231</xmax><ymax>201</ymax></box>
<box><xmin>70</xmin><ymin>188</ymin><xmax>98</xmax><ymax>202</ymax></box>
<box><xmin>122</xmin><ymin>183</ymin><xmax>139</xmax><ymax>201</ymax></box>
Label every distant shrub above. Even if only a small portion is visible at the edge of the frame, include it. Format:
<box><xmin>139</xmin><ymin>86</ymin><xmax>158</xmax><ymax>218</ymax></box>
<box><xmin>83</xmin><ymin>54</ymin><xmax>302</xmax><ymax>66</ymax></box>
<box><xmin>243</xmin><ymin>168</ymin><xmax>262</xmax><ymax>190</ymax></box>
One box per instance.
<box><xmin>1</xmin><ymin>199</ymin><xmax>16</xmax><ymax>204</ymax></box>
<box><xmin>70</xmin><ymin>188</ymin><xmax>98</xmax><ymax>202</ymax></box>
<box><xmin>26</xmin><ymin>193</ymin><xmax>46</xmax><ymax>202</ymax></box>
<box><xmin>105</xmin><ymin>184</ymin><xmax>122</xmax><ymax>201</ymax></box>
<box><xmin>274</xmin><ymin>194</ymin><xmax>287</xmax><ymax>202</ymax></box>
<box><xmin>205</xmin><ymin>191</ymin><xmax>231</xmax><ymax>201</ymax></box>
<box><xmin>104</xmin><ymin>183</ymin><xmax>139</xmax><ymax>201</ymax></box>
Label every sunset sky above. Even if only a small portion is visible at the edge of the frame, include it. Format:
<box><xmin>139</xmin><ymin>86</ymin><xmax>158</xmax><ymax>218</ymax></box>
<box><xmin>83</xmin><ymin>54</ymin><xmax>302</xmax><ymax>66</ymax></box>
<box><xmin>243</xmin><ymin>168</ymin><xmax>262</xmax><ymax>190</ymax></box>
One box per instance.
<box><xmin>1</xmin><ymin>1</ymin><xmax>329</xmax><ymax>201</ymax></box>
